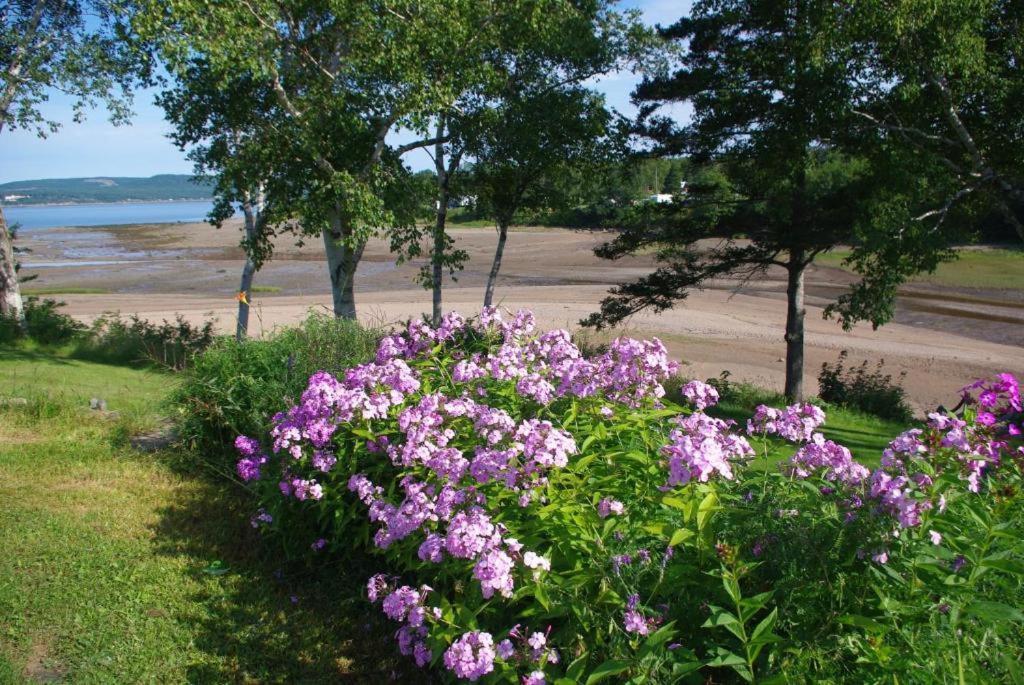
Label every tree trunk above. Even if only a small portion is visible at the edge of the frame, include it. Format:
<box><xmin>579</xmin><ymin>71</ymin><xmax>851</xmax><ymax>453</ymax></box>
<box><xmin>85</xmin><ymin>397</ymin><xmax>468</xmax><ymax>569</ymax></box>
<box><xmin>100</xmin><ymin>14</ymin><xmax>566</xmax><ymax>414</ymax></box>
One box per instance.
<box><xmin>432</xmin><ymin>197</ymin><xmax>447</xmax><ymax>326</ymax></box>
<box><xmin>322</xmin><ymin>209</ymin><xmax>362</xmax><ymax>319</ymax></box>
<box><xmin>236</xmin><ymin>257</ymin><xmax>256</xmax><ymax>342</ymax></box>
<box><xmin>432</xmin><ymin>121</ymin><xmax>449</xmax><ymax>326</ymax></box>
<box><xmin>483</xmin><ymin>221</ymin><xmax>509</xmax><ymax>308</ymax></box>
<box><xmin>235</xmin><ymin>191</ymin><xmax>263</xmax><ymax>341</ymax></box>
<box><xmin>783</xmin><ymin>254</ymin><xmax>807</xmax><ymax>402</ymax></box>
<box><xmin>0</xmin><ymin>206</ymin><xmax>26</xmax><ymax>332</ymax></box>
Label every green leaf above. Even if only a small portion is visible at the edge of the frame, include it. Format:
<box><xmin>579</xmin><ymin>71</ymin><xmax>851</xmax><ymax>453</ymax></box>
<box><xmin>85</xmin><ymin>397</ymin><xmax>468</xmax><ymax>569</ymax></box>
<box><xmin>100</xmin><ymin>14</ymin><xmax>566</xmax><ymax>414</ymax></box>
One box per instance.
<box><xmin>980</xmin><ymin>558</ymin><xmax>1024</xmax><ymax>576</ymax></box>
<box><xmin>565</xmin><ymin>653</ymin><xmax>588</xmax><ymax>681</ymax></box>
<box><xmin>697</xmin><ymin>490</ymin><xmax>720</xmax><ymax>531</ymax></box>
<box><xmin>702</xmin><ymin>606</ymin><xmax>739</xmax><ymax>627</ymax></box>
<box><xmin>838</xmin><ymin>614</ymin><xmax>889</xmax><ymax>634</ymax></box>
<box><xmin>965</xmin><ymin>600</ymin><xmax>1024</xmax><ymax>623</ymax></box>
<box><xmin>202</xmin><ymin>561</ymin><xmax>229</xmax><ymax>575</ymax></box>
<box><xmin>706</xmin><ymin>648</ymin><xmax>746</xmax><ymax>667</ymax></box>
<box><xmin>642</xmin><ymin>621</ymin><xmax>677</xmax><ymax>650</ymax></box>
<box><xmin>750</xmin><ymin>607</ymin><xmax>778</xmax><ymax>643</ymax></box>
<box><xmin>669</xmin><ymin>528</ymin><xmax>694</xmax><ymax>547</ymax></box>
<box><xmin>584</xmin><ymin>659</ymin><xmax>631</xmax><ymax>684</ymax></box>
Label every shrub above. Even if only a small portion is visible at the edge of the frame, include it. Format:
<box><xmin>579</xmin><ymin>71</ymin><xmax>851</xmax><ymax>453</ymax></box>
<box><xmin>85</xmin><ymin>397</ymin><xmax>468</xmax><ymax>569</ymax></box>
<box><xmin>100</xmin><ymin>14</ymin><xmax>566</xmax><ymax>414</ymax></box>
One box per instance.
<box><xmin>818</xmin><ymin>351</ymin><xmax>914</xmax><ymax>422</ymax></box>
<box><xmin>0</xmin><ymin>297</ymin><xmax>85</xmax><ymax>345</ymax></box>
<box><xmin>71</xmin><ymin>312</ymin><xmax>215</xmax><ymax>370</ymax></box>
<box><xmin>171</xmin><ymin>313</ymin><xmax>379</xmax><ymax>472</ymax></box>
<box><xmin>235</xmin><ymin>309</ymin><xmax>1024</xmax><ymax>683</ymax></box>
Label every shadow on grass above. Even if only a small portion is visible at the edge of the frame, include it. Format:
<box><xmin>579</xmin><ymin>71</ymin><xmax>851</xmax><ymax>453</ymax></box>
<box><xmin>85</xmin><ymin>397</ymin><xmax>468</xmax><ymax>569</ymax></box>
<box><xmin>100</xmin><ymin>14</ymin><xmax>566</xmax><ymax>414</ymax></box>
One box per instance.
<box><xmin>0</xmin><ymin>344</ymin><xmax>75</xmax><ymax>365</ymax></box>
<box><xmin>148</xmin><ymin>465</ymin><xmax>435</xmax><ymax>684</ymax></box>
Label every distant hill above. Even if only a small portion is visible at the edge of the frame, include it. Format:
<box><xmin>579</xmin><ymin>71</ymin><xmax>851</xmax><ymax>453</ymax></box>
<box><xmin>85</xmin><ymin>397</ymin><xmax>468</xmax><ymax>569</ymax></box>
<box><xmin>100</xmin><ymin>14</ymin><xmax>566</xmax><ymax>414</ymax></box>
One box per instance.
<box><xmin>0</xmin><ymin>174</ymin><xmax>214</xmax><ymax>205</ymax></box>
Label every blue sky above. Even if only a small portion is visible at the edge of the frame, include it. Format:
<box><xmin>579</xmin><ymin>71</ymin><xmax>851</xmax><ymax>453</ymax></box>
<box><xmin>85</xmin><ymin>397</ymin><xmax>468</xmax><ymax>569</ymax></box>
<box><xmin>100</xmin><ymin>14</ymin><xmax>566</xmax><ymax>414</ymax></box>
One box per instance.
<box><xmin>0</xmin><ymin>0</ymin><xmax>690</xmax><ymax>184</ymax></box>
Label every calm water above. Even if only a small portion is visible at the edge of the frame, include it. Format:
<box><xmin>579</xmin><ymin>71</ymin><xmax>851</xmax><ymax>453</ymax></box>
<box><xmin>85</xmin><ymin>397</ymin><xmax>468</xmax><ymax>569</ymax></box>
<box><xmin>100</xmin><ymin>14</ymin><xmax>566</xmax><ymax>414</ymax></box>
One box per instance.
<box><xmin>2</xmin><ymin>200</ymin><xmax>229</xmax><ymax>230</ymax></box>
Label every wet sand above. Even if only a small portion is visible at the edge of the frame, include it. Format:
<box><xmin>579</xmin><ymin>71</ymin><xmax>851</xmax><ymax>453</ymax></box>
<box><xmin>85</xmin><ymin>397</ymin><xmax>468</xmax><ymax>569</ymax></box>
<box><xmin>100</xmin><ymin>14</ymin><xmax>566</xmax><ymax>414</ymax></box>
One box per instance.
<box><xmin>18</xmin><ymin>219</ymin><xmax>1024</xmax><ymax>412</ymax></box>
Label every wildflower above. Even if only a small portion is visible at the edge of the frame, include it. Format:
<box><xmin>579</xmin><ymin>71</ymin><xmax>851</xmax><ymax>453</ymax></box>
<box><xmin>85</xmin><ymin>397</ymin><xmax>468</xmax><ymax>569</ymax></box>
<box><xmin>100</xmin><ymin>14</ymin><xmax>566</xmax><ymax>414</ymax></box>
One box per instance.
<box><xmin>747</xmin><ymin>402</ymin><xmax>825</xmax><ymax>442</ymax></box>
<box><xmin>446</xmin><ymin>508</ymin><xmax>498</xmax><ymax>559</ymax></box>
<box><xmin>596</xmin><ymin>498</ymin><xmax>625</xmax><ymax>518</ymax></box>
<box><xmin>382</xmin><ymin>586</ymin><xmax>422</xmax><ymax>622</ymax></box>
<box><xmin>311</xmin><ymin>538</ymin><xmax>327</xmax><ymax>551</ymax></box>
<box><xmin>929</xmin><ymin>530</ymin><xmax>942</xmax><ymax>545</ymax></box>
<box><xmin>496</xmin><ymin>639</ymin><xmax>515</xmax><ymax>660</ymax></box>
<box><xmin>524</xmin><ymin>670</ymin><xmax>546</xmax><ymax>685</ymax></box>
<box><xmin>444</xmin><ymin>631</ymin><xmax>496</xmax><ymax>681</ymax></box>
<box><xmin>623</xmin><ymin>609</ymin><xmax>650</xmax><ymax>635</ymax></box>
<box><xmin>680</xmin><ymin>379</ymin><xmax>720</xmax><ymax>410</ymax></box>
<box><xmin>367</xmin><ymin>574</ymin><xmax>389</xmax><ymax>602</ymax></box>
<box><xmin>523</xmin><ymin>551</ymin><xmax>551</xmax><ymax>573</ymax></box>
<box><xmin>474</xmin><ymin>547</ymin><xmax>515</xmax><ymax>599</ymax></box>
<box><xmin>249</xmin><ymin>508</ymin><xmax>272</xmax><ymax>528</ymax></box>
<box><xmin>236</xmin><ymin>454</ymin><xmax>266</xmax><ymax>481</ymax></box>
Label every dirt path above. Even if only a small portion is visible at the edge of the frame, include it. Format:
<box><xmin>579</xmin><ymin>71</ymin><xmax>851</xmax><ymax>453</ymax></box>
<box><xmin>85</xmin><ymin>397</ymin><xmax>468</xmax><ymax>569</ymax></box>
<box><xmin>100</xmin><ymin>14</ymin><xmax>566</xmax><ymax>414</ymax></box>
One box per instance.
<box><xmin>20</xmin><ymin>221</ymin><xmax>1024</xmax><ymax>412</ymax></box>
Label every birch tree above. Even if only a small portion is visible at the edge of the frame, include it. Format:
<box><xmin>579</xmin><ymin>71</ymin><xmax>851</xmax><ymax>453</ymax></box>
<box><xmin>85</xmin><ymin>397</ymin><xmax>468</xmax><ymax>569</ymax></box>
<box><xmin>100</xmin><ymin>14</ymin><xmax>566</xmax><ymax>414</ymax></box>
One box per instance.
<box><xmin>0</xmin><ymin>0</ymin><xmax>145</xmax><ymax>329</ymax></box>
<box><xmin>157</xmin><ymin>60</ymin><xmax>280</xmax><ymax>339</ymax></box>
<box><xmin>849</xmin><ymin>0</ymin><xmax>1024</xmax><ymax>243</ymax></box>
<box><xmin>469</xmin><ymin>85</ymin><xmax>615</xmax><ymax>308</ymax></box>
<box><xmin>144</xmin><ymin>1</ymin><xmax>624</xmax><ymax>320</ymax></box>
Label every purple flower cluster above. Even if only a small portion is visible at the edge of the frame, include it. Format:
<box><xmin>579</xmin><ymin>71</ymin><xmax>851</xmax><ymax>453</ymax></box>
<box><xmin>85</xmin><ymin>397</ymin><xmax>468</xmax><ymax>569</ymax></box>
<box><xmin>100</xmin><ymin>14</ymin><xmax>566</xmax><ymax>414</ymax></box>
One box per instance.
<box><xmin>661</xmin><ymin>413</ymin><xmax>754</xmax><ymax>487</ymax></box>
<box><xmin>680</xmin><ymin>380</ymin><xmax>720</xmax><ymax>411</ymax></box>
<box><xmin>444</xmin><ymin>631</ymin><xmax>497</xmax><ymax>681</ymax></box>
<box><xmin>789</xmin><ymin>433</ymin><xmax>870</xmax><ymax>485</ymax></box>
<box><xmin>779</xmin><ymin>375</ymin><xmax>1023</xmax><ymax>540</ymax></box>
<box><xmin>366</xmin><ymin>576</ymin><xmax>436</xmax><ymax>668</ymax></box>
<box><xmin>747</xmin><ymin>402</ymin><xmax>826</xmax><ymax>442</ymax></box>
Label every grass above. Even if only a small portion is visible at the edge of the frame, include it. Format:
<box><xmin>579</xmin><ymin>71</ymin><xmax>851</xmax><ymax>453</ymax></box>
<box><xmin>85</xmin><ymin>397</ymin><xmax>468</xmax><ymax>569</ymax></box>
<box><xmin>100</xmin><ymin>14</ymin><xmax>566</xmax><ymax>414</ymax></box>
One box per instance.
<box><xmin>816</xmin><ymin>245</ymin><xmax>1024</xmax><ymax>290</ymax></box>
<box><xmin>250</xmin><ymin>285</ymin><xmax>282</xmax><ymax>294</ymax></box>
<box><xmin>21</xmin><ymin>287</ymin><xmax>111</xmax><ymax>296</ymax></box>
<box><xmin>0</xmin><ymin>345</ymin><xmax>423</xmax><ymax>683</ymax></box>
<box><xmin>708</xmin><ymin>383</ymin><xmax>906</xmax><ymax>466</ymax></box>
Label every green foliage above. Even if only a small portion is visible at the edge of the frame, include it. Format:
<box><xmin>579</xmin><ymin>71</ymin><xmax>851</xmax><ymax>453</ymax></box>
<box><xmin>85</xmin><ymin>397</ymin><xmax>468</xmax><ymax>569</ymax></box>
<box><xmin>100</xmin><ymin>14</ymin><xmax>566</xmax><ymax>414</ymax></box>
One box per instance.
<box><xmin>0</xmin><ymin>298</ymin><xmax>216</xmax><ymax>370</ymax></box>
<box><xmin>171</xmin><ymin>314</ymin><xmax>379</xmax><ymax>473</ymax></box>
<box><xmin>71</xmin><ymin>312</ymin><xmax>215</xmax><ymax>370</ymax></box>
<box><xmin>818</xmin><ymin>352</ymin><xmax>914</xmax><ymax>422</ymax></box>
<box><xmin>0</xmin><ymin>297</ymin><xmax>85</xmax><ymax>345</ymax></box>
<box><xmin>0</xmin><ymin>0</ymin><xmax>148</xmax><ymax>136</ymax></box>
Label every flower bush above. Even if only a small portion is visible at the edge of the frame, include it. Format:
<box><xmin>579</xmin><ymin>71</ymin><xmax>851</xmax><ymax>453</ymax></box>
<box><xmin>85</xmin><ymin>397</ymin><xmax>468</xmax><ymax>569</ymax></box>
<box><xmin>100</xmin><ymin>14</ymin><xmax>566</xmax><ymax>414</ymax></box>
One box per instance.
<box><xmin>236</xmin><ymin>309</ymin><xmax>1024</xmax><ymax>683</ymax></box>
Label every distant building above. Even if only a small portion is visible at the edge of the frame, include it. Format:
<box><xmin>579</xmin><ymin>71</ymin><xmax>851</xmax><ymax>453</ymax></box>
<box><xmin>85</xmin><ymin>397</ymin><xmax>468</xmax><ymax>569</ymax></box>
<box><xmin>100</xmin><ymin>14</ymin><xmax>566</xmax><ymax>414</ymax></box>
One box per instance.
<box><xmin>3</xmin><ymin>194</ymin><xmax>29</xmax><ymax>202</ymax></box>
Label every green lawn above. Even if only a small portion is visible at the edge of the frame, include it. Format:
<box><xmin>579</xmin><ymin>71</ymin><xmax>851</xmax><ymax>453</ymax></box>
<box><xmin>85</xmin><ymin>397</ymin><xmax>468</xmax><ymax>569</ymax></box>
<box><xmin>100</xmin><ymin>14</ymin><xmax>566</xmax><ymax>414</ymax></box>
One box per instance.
<box><xmin>816</xmin><ymin>246</ymin><xmax>1024</xmax><ymax>290</ymax></box>
<box><xmin>0</xmin><ymin>347</ymin><xmax>419</xmax><ymax>684</ymax></box>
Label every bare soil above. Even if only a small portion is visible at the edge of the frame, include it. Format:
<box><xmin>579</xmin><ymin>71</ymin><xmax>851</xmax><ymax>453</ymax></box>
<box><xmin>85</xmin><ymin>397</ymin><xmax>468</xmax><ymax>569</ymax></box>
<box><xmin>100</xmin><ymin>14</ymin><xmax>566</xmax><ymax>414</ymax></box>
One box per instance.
<box><xmin>18</xmin><ymin>219</ymin><xmax>1024</xmax><ymax>413</ymax></box>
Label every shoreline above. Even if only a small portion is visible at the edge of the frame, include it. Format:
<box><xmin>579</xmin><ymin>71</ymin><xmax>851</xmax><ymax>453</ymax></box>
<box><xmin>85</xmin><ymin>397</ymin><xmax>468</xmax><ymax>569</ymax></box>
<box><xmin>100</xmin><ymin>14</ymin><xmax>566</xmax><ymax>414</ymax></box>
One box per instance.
<box><xmin>2</xmin><ymin>198</ymin><xmax>213</xmax><ymax>208</ymax></box>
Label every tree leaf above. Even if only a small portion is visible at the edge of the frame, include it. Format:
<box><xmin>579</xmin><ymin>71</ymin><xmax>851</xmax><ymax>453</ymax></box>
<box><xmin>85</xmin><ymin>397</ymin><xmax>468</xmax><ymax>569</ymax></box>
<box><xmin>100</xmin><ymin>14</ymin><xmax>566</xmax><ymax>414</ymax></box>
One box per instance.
<box><xmin>584</xmin><ymin>659</ymin><xmax>631</xmax><ymax>684</ymax></box>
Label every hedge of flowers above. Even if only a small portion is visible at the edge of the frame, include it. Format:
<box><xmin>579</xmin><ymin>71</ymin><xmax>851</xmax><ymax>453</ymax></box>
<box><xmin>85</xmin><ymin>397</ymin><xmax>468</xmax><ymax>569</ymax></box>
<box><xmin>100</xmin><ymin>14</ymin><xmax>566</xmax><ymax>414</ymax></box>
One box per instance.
<box><xmin>235</xmin><ymin>309</ymin><xmax>1024</xmax><ymax>683</ymax></box>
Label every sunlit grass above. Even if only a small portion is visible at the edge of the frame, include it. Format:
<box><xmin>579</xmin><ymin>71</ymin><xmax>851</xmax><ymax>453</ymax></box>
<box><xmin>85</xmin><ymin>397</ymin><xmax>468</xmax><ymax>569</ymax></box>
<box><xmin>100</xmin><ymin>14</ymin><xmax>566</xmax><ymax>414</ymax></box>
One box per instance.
<box><xmin>0</xmin><ymin>347</ymin><xmax>423</xmax><ymax>683</ymax></box>
<box><xmin>817</xmin><ymin>246</ymin><xmax>1024</xmax><ymax>290</ymax></box>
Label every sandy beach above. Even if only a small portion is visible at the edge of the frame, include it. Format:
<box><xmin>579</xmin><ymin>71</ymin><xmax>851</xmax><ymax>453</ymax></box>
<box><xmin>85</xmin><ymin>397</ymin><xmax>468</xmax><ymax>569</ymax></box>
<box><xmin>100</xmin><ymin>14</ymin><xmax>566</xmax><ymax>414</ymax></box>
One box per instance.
<box><xmin>18</xmin><ymin>218</ymin><xmax>1024</xmax><ymax>411</ymax></box>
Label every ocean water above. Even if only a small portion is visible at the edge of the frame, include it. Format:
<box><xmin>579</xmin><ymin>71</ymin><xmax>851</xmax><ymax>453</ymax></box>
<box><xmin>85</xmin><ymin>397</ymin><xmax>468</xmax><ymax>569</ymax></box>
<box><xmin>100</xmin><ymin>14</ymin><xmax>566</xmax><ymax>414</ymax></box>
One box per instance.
<box><xmin>2</xmin><ymin>200</ymin><xmax>232</xmax><ymax>231</ymax></box>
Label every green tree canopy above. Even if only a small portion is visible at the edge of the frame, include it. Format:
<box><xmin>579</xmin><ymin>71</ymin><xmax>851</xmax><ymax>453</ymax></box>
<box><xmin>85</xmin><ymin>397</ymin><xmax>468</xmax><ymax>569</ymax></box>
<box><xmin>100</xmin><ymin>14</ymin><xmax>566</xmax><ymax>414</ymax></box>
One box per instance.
<box><xmin>585</xmin><ymin>0</ymin><xmax>959</xmax><ymax>401</ymax></box>
<box><xmin>141</xmin><ymin>0</ymin><xmax>643</xmax><ymax>319</ymax></box>
<box><xmin>1</xmin><ymin>0</ymin><xmax>149</xmax><ymax>329</ymax></box>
